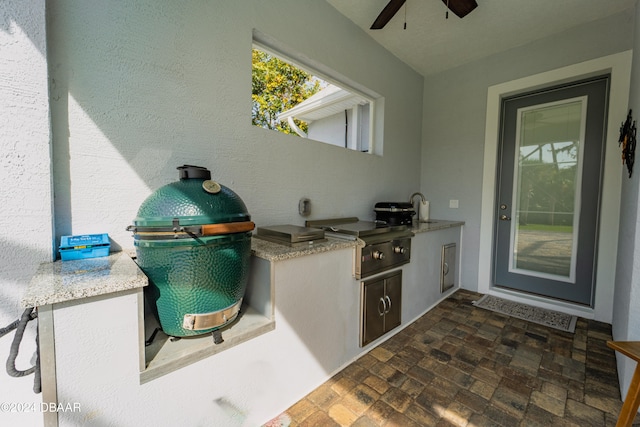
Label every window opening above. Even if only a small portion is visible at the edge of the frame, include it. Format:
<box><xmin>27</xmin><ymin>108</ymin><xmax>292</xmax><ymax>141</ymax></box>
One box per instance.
<box><xmin>251</xmin><ymin>36</ymin><xmax>378</xmax><ymax>153</ymax></box>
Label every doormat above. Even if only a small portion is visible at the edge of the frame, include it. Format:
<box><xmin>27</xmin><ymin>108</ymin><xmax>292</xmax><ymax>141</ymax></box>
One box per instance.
<box><xmin>472</xmin><ymin>295</ymin><xmax>577</xmax><ymax>333</ymax></box>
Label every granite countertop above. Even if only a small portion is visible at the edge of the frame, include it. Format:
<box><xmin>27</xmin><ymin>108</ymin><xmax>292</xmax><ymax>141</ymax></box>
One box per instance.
<box><xmin>411</xmin><ymin>219</ymin><xmax>465</xmax><ymax>234</ymax></box>
<box><xmin>251</xmin><ymin>237</ymin><xmax>357</xmax><ymax>262</ymax></box>
<box><xmin>23</xmin><ymin>252</ymin><xmax>148</xmax><ymax>307</ymax></box>
<box><xmin>22</xmin><ymin>220</ymin><xmax>465</xmax><ymax>307</ymax></box>
<box><xmin>250</xmin><ymin>219</ymin><xmax>465</xmax><ymax>261</ymax></box>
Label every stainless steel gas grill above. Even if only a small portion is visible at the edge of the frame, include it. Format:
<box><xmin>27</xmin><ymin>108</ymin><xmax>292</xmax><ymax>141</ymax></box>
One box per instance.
<box><xmin>307</xmin><ymin>216</ymin><xmax>414</xmax><ymax>347</ymax></box>
<box><xmin>305</xmin><ymin>217</ymin><xmax>413</xmax><ymax>279</ymax></box>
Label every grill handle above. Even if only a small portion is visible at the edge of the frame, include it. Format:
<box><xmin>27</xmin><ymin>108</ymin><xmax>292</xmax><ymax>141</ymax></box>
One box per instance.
<box><xmin>201</xmin><ymin>221</ymin><xmax>255</xmax><ymax>236</ymax></box>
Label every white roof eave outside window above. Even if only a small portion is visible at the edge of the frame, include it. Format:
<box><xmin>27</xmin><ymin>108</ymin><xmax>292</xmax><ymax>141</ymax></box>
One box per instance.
<box><xmin>278</xmin><ymin>84</ymin><xmax>368</xmax><ymax>123</ymax></box>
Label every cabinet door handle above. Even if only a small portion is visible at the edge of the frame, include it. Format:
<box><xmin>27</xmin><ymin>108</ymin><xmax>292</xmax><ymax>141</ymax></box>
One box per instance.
<box><xmin>378</xmin><ymin>297</ymin><xmax>386</xmax><ymax>316</ymax></box>
<box><xmin>384</xmin><ymin>295</ymin><xmax>392</xmax><ymax>314</ymax></box>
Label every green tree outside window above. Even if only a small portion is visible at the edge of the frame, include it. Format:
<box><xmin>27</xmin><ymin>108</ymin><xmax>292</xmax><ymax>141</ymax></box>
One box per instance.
<box><xmin>251</xmin><ymin>49</ymin><xmax>322</xmax><ymax>135</ymax></box>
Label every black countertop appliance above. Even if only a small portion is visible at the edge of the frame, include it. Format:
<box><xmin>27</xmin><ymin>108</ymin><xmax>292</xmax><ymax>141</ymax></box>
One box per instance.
<box><xmin>374</xmin><ymin>202</ymin><xmax>416</xmax><ymax>226</ymax></box>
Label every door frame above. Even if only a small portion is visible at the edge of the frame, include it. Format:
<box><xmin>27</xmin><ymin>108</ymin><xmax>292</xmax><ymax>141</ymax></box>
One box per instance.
<box><xmin>478</xmin><ymin>51</ymin><xmax>632</xmax><ymax>323</ymax></box>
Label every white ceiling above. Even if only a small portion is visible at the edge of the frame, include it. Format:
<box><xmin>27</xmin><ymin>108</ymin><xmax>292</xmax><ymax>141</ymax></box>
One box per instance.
<box><xmin>327</xmin><ymin>0</ymin><xmax>636</xmax><ymax>76</ymax></box>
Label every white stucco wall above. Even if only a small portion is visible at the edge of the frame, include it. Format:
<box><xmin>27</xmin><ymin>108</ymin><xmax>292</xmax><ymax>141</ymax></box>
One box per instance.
<box><xmin>47</xmin><ymin>0</ymin><xmax>424</xmax><ymax>251</ymax></box>
<box><xmin>6</xmin><ymin>0</ymin><xmax>638</xmax><ymax>423</ymax></box>
<box><xmin>0</xmin><ymin>1</ymin><xmax>50</xmax><ymax>426</ymax></box>
<box><xmin>2</xmin><ymin>0</ymin><xmax>424</xmax><ymax>425</ymax></box>
<box><xmin>421</xmin><ymin>11</ymin><xmax>634</xmax><ymax>320</ymax></box>
<box><xmin>612</xmin><ymin>0</ymin><xmax>640</xmax><ymax>405</ymax></box>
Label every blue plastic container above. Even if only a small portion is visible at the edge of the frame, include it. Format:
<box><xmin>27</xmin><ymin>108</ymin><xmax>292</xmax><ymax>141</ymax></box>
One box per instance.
<box><xmin>59</xmin><ymin>234</ymin><xmax>110</xmax><ymax>261</ymax></box>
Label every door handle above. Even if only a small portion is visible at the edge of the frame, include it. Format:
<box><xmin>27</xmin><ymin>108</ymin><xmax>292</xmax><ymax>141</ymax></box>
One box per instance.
<box><xmin>384</xmin><ymin>295</ymin><xmax>392</xmax><ymax>314</ymax></box>
<box><xmin>500</xmin><ymin>214</ymin><xmax>511</xmax><ymax>221</ymax></box>
<box><xmin>378</xmin><ymin>297</ymin><xmax>386</xmax><ymax>316</ymax></box>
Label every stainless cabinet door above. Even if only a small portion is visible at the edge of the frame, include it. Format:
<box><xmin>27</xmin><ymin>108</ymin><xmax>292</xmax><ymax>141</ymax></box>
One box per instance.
<box><xmin>361</xmin><ymin>270</ymin><xmax>403</xmax><ymax>347</ymax></box>
<box><xmin>362</xmin><ymin>277</ymin><xmax>385</xmax><ymax>346</ymax></box>
<box><xmin>383</xmin><ymin>272</ymin><xmax>402</xmax><ymax>333</ymax></box>
<box><xmin>441</xmin><ymin>243</ymin><xmax>456</xmax><ymax>293</ymax></box>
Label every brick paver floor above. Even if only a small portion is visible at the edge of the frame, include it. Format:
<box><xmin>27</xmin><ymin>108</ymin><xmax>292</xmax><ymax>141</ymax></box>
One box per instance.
<box><xmin>267</xmin><ymin>289</ymin><xmax>640</xmax><ymax>426</ymax></box>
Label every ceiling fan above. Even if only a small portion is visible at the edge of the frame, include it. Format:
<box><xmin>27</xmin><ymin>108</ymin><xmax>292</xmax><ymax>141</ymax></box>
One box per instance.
<box><xmin>370</xmin><ymin>0</ymin><xmax>478</xmax><ymax>29</ymax></box>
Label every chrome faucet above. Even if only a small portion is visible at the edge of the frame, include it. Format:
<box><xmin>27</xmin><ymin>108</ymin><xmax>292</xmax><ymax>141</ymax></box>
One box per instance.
<box><xmin>409</xmin><ymin>192</ymin><xmax>426</xmax><ymax>204</ymax></box>
<box><xmin>409</xmin><ymin>192</ymin><xmax>426</xmax><ymax>223</ymax></box>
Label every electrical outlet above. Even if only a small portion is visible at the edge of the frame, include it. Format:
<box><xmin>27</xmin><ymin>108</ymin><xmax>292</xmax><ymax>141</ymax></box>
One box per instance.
<box><xmin>449</xmin><ymin>199</ymin><xmax>459</xmax><ymax>209</ymax></box>
<box><xmin>299</xmin><ymin>198</ymin><xmax>311</xmax><ymax>216</ymax></box>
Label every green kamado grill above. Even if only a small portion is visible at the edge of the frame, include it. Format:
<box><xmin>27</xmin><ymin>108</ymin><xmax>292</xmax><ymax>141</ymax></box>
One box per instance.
<box><xmin>128</xmin><ymin>165</ymin><xmax>255</xmax><ymax>337</ymax></box>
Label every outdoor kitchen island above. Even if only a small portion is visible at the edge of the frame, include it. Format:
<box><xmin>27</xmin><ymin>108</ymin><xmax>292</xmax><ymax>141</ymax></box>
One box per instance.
<box><xmin>23</xmin><ymin>220</ymin><xmax>462</xmax><ymax>427</ymax></box>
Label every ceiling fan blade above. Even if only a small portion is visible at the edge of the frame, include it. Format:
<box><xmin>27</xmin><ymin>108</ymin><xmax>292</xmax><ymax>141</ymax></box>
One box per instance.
<box><xmin>442</xmin><ymin>0</ymin><xmax>478</xmax><ymax>18</ymax></box>
<box><xmin>370</xmin><ymin>0</ymin><xmax>406</xmax><ymax>30</ymax></box>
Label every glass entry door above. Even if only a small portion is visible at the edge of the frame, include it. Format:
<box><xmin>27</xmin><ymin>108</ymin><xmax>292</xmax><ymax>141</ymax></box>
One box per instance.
<box><xmin>494</xmin><ymin>77</ymin><xmax>609</xmax><ymax>305</ymax></box>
